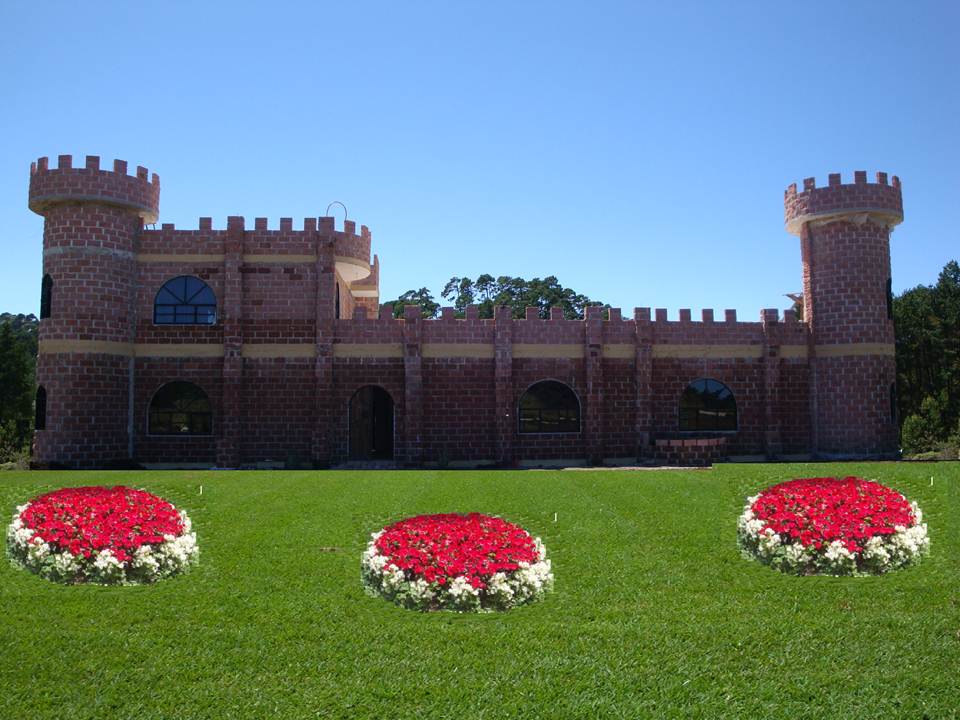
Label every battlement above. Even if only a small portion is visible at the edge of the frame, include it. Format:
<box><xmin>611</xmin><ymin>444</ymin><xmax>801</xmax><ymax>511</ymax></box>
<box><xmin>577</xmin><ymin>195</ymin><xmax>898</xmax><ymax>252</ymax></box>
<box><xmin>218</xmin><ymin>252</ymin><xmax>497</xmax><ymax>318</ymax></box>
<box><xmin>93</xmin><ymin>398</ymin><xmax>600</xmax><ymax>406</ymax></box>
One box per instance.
<box><xmin>29</xmin><ymin>154</ymin><xmax>160</xmax><ymax>223</ymax></box>
<box><xmin>151</xmin><ymin>216</ymin><xmax>369</xmax><ymax>238</ymax></box>
<box><xmin>784</xmin><ymin>170</ymin><xmax>902</xmax><ymax>236</ymax></box>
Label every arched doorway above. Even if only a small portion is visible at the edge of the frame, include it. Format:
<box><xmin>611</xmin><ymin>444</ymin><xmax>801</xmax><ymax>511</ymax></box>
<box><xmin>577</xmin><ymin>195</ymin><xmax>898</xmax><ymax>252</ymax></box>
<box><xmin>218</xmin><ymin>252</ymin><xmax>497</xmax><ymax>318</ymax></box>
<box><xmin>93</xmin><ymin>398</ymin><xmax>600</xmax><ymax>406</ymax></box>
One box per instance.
<box><xmin>349</xmin><ymin>386</ymin><xmax>394</xmax><ymax>460</ymax></box>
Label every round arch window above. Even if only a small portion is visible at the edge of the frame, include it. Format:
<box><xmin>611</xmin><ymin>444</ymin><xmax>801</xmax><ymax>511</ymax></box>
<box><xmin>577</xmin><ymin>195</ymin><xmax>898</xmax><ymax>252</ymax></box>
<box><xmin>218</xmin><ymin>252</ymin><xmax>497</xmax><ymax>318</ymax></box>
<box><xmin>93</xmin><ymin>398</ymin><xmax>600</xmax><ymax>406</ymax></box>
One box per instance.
<box><xmin>148</xmin><ymin>382</ymin><xmax>212</xmax><ymax>435</ymax></box>
<box><xmin>154</xmin><ymin>276</ymin><xmax>217</xmax><ymax>325</ymax></box>
<box><xmin>519</xmin><ymin>380</ymin><xmax>580</xmax><ymax>434</ymax></box>
<box><xmin>679</xmin><ymin>378</ymin><xmax>737</xmax><ymax>431</ymax></box>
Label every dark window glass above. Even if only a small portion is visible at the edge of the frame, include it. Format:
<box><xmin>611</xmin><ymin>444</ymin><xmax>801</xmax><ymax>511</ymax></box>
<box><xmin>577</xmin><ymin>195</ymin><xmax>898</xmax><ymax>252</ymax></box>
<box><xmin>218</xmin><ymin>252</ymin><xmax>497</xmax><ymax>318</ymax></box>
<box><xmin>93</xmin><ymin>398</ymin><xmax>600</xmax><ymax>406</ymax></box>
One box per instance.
<box><xmin>148</xmin><ymin>382</ymin><xmax>212</xmax><ymax>435</ymax></box>
<box><xmin>519</xmin><ymin>380</ymin><xmax>580</xmax><ymax>434</ymax></box>
<box><xmin>336</xmin><ymin>282</ymin><xmax>341</xmax><ymax>319</ymax></box>
<box><xmin>886</xmin><ymin>278</ymin><xmax>893</xmax><ymax>320</ymax></box>
<box><xmin>679</xmin><ymin>378</ymin><xmax>737</xmax><ymax>431</ymax></box>
<box><xmin>35</xmin><ymin>386</ymin><xmax>47</xmax><ymax>430</ymax></box>
<box><xmin>154</xmin><ymin>276</ymin><xmax>217</xmax><ymax>325</ymax></box>
<box><xmin>40</xmin><ymin>275</ymin><xmax>52</xmax><ymax>319</ymax></box>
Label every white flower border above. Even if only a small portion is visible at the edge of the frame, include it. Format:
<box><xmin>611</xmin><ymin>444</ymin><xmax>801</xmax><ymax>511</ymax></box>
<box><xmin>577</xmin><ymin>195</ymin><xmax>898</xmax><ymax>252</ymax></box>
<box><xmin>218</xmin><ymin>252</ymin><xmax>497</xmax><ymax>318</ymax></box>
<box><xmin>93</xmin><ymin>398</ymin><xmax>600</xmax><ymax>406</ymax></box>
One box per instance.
<box><xmin>6</xmin><ymin>498</ymin><xmax>199</xmax><ymax>585</ymax></box>
<box><xmin>361</xmin><ymin>526</ymin><xmax>554</xmax><ymax>612</ymax></box>
<box><xmin>737</xmin><ymin>491</ymin><xmax>929</xmax><ymax>576</ymax></box>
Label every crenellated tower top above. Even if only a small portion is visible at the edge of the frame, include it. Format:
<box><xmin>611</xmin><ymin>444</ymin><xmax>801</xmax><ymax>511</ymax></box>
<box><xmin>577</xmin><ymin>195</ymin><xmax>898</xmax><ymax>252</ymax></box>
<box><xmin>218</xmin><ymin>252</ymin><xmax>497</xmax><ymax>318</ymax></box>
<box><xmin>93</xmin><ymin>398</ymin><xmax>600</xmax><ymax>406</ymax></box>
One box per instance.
<box><xmin>784</xmin><ymin>171</ymin><xmax>902</xmax><ymax>236</ymax></box>
<box><xmin>29</xmin><ymin>154</ymin><xmax>160</xmax><ymax>223</ymax></box>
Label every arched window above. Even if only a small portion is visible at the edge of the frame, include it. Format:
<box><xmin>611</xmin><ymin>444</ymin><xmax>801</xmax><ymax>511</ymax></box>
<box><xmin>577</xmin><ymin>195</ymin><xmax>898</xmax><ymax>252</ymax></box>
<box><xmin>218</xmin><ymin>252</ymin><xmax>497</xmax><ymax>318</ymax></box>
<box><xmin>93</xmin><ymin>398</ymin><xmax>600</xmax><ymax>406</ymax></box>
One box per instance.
<box><xmin>34</xmin><ymin>386</ymin><xmax>47</xmax><ymax>430</ymax></box>
<box><xmin>154</xmin><ymin>276</ymin><xmax>217</xmax><ymax>325</ymax></box>
<box><xmin>40</xmin><ymin>274</ymin><xmax>52</xmax><ymax>319</ymax></box>
<box><xmin>148</xmin><ymin>382</ymin><xmax>212</xmax><ymax>435</ymax></box>
<box><xmin>679</xmin><ymin>378</ymin><xmax>737</xmax><ymax>431</ymax></box>
<box><xmin>519</xmin><ymin>380</ymin><xmax>580</xmax><ymax>434</ymax></box>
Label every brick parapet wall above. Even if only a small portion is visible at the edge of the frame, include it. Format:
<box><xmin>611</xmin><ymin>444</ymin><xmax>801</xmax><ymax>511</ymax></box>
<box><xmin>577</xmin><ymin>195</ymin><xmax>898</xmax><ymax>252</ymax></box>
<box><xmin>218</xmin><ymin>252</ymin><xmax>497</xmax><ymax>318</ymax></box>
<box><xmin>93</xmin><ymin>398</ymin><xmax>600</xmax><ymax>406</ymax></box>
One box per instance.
<box><xmin>785</xmin><ymin>171</ymin><xmax>902</xmax><ymax>233</ymax></box>
<box><xmin>29</xmin><ymin>154</ymin><xmax>159</xmax><ymax>223</ymax></box>
<box><xmin>138</xmin><ymin>217</ymin><xmax>370</xmax><ymax>267</ymax></box>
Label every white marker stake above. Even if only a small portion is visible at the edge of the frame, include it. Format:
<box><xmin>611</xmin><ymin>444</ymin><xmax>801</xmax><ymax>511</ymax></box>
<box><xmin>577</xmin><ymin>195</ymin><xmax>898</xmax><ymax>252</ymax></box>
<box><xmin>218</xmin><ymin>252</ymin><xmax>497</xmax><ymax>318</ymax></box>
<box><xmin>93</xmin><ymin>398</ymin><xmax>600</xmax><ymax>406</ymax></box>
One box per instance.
<box><xmin>553</xmin><ymin>512</ymin><xmax>557</xmax><ymax>522</ymax></box>
<box><xmin>199</xmin><ymin>485</ymin><xmax>203</xmax><ymax>495</ymax></box>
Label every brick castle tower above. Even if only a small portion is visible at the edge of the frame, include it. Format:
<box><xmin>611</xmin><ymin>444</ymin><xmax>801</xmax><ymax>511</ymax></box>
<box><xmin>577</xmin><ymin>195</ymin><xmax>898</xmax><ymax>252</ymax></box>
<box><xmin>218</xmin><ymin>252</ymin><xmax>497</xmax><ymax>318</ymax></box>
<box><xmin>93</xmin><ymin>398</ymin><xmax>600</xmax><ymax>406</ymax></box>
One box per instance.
<box><xmin>785</xmin><ymin>171</ymin><xmax>902</xmax><ymax>457</ymax></box>
<box><xmin>29</xmin><ymin>155</ymin><xmax>159</xmax><ymax>466</ymax></box>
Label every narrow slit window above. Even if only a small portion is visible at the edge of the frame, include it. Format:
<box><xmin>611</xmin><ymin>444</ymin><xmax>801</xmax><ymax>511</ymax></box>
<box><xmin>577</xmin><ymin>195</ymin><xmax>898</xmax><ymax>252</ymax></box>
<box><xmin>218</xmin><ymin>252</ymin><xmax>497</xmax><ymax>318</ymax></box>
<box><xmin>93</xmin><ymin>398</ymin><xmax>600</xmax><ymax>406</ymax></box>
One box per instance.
<box><xmin>35</xmin><ymin>386</ymin><xmax>47</xmax><ymax>430</ymax></box>
<box><xmin>40</xmin><ymin>275</ymin><xmax>52</xmax><ymax>319</ymax></box>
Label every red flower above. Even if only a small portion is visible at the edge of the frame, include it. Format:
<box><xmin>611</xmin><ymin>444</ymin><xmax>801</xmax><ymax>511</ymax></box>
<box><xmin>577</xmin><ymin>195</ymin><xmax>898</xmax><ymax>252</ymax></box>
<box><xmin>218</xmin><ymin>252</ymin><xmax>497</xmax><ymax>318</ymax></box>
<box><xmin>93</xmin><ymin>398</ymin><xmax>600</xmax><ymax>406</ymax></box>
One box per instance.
<box><xmin>19</xmin><ymin>486</ymin><xmax>185</xmax><ymax>563</ymax></box>
<box><xmin>751</xmin><ymin>477</ymin><xmax>917</xmax><ymax>553</ymax></box>
<box><xmin>374</xmin><ymin>513</ymin><xmax>539</xmax><ymax>589</ymax></box>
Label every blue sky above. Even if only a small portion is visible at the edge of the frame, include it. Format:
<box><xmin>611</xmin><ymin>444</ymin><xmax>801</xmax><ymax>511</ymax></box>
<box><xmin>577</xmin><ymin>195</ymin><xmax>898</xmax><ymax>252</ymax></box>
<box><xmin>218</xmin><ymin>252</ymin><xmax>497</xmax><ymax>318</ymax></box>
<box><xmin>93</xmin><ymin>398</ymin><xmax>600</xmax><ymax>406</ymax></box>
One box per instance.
<box><xmin>1</xmin><ymin>2</ymin><xmax>957</xmax><ymax>318</ymax></box>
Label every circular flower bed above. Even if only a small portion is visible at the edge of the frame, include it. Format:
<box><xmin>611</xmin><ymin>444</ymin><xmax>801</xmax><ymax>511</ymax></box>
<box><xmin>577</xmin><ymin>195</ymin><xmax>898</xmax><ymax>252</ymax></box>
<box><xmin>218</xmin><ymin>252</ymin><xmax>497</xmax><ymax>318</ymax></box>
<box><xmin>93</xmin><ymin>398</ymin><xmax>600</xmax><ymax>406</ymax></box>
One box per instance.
<box><xmin>361</xmin><ymin>513</ymin><xmax>553</xmax><ymax>612</ymax></box>
<box><xmin>737</xmin><ymin>477</ymin><xmax>929</xmax><ymax>575</ymax></box>
<box><xmin>6</xmin><ymin>486</ymin><xmax>199</xmax><ymax>584</ymax></box>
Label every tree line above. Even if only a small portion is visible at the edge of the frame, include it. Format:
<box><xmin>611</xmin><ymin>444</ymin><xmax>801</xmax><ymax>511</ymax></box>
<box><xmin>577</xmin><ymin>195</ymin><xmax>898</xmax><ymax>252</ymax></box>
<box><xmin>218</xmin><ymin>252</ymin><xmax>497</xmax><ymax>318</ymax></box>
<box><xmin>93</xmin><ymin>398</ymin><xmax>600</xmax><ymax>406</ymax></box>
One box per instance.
<box><xmin>893</xmin><ymin>260</ymin><xmax>960</xmax><ymax>456</ymax></box>
<box><xmin>0</xmin><ymin>313</ymin><xmax>37</xmax><ymax>465</ymax></box>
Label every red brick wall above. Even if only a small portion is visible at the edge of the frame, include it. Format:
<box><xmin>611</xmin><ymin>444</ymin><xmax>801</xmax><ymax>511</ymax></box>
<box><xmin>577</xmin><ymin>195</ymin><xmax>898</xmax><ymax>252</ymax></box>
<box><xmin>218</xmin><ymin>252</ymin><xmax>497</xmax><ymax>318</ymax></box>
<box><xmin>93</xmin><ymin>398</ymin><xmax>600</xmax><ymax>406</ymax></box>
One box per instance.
<box><xmin>240</xmin><ymin>358</ymin><xmax>315</xmax><ymax>463</ymax></box>
<box><xmin>33</xmin><ymin>353</ymin><xmax>130</xmax><ymax>467</ymax></box>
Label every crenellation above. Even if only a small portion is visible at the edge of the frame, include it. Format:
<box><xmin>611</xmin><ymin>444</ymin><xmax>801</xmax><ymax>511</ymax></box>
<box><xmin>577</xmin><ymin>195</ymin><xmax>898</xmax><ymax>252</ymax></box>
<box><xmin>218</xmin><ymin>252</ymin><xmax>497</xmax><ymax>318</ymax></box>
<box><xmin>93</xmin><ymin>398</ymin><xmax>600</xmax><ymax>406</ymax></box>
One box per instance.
<box><xmin>525</xmin><ymin>307</ymin><xmax>539</xmax><ymax>321</ymax></box>
<box><xmin>608</xmin><ymin>308</ymin><xmax>622</xmax><ymax>322</ymax></box>
<box><xmin>199</xmin><ymin>217</ymin><xmax>213</xmax><ymax>230</ymax></box>
<box><xmin>702</xmin><ymin>309</ymin><xmax>714</xmax><ymax>323</ymax></box>
<box><xmin>655</xmin><ymin>308</ymin><xmax>668</xmax><ymax>322</ymax></box>
<box><xmin>725</xmin><ymin>309</ymin><xmax>737</xmax><ymax>322</ymax></box>
<box><xmin>679</xmin><ymin>309</ymin><xmax>691</xmax><ymax>323</ymax></box>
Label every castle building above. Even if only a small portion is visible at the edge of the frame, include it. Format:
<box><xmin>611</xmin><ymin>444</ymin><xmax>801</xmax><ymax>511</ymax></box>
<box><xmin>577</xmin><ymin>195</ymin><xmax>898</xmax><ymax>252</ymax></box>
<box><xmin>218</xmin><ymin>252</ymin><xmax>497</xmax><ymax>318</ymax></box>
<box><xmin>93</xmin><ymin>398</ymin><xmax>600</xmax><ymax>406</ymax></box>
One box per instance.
<box><xmin>29</xmin><ymin>154</ymin><xmax>902</xmax><ymax>468</ymax></box>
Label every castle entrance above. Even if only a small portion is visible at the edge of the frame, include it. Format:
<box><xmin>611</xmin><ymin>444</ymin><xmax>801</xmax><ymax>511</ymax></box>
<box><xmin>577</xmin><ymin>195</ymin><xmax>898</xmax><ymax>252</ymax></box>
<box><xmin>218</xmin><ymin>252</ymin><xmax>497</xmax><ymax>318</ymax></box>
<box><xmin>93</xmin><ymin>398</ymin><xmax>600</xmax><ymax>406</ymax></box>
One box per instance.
<box><xmin>349</xmin><ymin>386</ymin><xmax>394</xmax><ymax>460</ymax></box>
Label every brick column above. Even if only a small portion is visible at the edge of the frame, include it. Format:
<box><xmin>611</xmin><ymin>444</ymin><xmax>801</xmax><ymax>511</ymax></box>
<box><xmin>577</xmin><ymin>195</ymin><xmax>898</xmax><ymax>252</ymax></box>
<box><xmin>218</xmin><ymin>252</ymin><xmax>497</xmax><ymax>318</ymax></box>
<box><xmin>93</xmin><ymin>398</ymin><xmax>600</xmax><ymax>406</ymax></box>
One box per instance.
<box><xmin>761</xmin><ymin>308</ymin><xmax>782</xmax><ymax>458</ymax></box>
<box><xmin>800</xmin><ymin>223</ymin><xmax>819</xmax><ymax>455</ymax></box>
<box><xmin>634</xmin><ymin>308</ymin><xmax>652</xmax><ymax>458</ymax></box>
<box><xmin>585</xmin><ymin>306</ymin><xmax>603</xmax><ymax>463</ymax></box>
<box><xmin>217</xmin><ymin>216</ymin><xmax>244</xmax><ymax>467</ymax></box>
<box><xmin>494</xmin><ymin>305</ymin><xmax>514</xmax><ymax>466</ymax></box>
<box><xmin>313</xmin><ymin>228</ymin><xmax>335</xmax><ymax>466</ymax></box>
<box><xmin>402</xmin><ymin>305</ymin><xmax>423</xmax><ymax>466</ymax></box>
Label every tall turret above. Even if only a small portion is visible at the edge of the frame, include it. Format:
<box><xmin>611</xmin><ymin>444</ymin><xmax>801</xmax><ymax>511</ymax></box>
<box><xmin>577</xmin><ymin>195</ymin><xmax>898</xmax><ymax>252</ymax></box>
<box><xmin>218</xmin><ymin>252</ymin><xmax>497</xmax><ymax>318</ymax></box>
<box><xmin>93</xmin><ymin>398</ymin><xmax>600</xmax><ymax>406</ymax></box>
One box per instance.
<box><xmin>785</xmin><ymin>171</ymin><xmax>902</xmax><ymax>457</ymax></box>
<box><xmin>29</xmin><ymin>154</ymin><xmax>160</xmax><ymax>467</ymax></box>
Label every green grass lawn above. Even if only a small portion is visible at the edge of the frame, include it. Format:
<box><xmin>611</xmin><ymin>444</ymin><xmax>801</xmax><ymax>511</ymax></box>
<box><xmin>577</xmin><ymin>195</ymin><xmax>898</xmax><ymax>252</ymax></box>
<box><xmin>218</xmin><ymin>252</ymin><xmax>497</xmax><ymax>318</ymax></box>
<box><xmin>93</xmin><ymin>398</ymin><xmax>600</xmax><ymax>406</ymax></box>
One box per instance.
<box><xmin>1</xmin><ymin>463</ymin><xmax>958</xmax><ymax>719</ymax></box>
